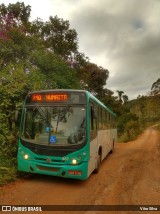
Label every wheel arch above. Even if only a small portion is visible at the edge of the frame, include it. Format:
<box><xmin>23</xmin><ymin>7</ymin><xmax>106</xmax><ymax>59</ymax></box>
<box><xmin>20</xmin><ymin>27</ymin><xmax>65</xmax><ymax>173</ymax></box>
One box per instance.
<box><xmin>98</xmin><ymin>145</ymin><xmax>102</xmax><ymax>161</ymax></box>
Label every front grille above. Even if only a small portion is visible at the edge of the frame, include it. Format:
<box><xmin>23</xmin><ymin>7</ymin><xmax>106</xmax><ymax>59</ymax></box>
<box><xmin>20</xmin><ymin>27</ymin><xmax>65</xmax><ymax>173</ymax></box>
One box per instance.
<box><xmin>36</xmin><ymin>165</ymin><xmax>60</xmax><ymax>172</ymax></box>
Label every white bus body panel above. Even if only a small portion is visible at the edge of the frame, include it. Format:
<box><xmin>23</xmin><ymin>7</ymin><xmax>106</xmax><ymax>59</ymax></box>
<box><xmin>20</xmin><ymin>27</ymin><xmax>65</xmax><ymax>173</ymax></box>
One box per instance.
<box><xmin>88</xmin><ymin>128</ymin><xmax>117</xmax><ymax>177</ymax></box>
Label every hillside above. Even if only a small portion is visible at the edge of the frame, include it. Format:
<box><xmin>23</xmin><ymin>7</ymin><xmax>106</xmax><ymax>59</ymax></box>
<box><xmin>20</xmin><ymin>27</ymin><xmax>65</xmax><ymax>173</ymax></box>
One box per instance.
<box><xmin>117</xmin><ymin>94</ymin><xmax>160</xmax><ymax>142</ymax></box>
<box><xmin>129</xmin><ymin>94</ymin><xmax>160</xmax><ymax>125</ymax></box>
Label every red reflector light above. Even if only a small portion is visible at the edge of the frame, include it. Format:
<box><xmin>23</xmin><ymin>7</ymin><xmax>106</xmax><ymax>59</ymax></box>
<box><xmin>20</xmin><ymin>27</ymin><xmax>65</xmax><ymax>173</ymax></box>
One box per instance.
<box><xmin>68</xmin><ymin>170</ymin><xmax>82</xmax><ymax>175</ymax></box>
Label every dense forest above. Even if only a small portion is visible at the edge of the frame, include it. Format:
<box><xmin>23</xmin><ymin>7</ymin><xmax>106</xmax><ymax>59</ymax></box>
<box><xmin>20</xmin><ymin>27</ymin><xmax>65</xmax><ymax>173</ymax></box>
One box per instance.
<box><xmin>0</xmin><ymin>2</ymin><xmax>160</xmax><ymax>185</ymax></box>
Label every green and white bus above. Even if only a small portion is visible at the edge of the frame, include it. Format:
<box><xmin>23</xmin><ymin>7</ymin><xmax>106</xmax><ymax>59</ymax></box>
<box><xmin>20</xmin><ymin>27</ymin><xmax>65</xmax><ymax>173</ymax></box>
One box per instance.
<box><xmin>17</xmin><ymin>90</ymin><xmax>117</xmax><ymax>180</ymax></box>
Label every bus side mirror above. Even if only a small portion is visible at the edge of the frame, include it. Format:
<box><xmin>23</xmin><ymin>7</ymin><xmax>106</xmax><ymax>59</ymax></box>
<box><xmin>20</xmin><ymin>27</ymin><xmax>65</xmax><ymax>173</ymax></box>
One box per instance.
<box><xmin>15</xmin><ymin>109</ymin><xmax>22</xmax><ymax>127</ymax></box>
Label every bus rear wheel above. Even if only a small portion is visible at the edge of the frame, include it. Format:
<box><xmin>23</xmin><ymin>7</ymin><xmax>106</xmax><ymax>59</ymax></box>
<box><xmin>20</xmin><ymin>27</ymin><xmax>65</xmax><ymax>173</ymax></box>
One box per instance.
<box><xmin>110</xmin><ymin>140</ymin><xmax>115</xmax><ymax>153</ymax></box>
<box><xmin>94</xmin><ymin>154</ymin><xmax>101</xmax><ymax>174</ymax></box>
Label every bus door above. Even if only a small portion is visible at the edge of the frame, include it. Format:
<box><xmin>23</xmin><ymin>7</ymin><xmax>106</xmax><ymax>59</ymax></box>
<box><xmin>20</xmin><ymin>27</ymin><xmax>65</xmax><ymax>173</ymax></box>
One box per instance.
<box><xmin>88</xmin><ymin>101</ymin><xmax>98</xmax><ymax>175</ymax></box>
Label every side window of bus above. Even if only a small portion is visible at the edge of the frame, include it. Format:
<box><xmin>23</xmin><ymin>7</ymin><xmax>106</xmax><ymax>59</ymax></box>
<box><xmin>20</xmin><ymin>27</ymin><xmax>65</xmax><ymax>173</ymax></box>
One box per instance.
<box><xmin>98</xmin><ymin>107</ymin><xmax>100</xmax><ymax>129</ymax></box>
<box><xmin>105</xmin><ymin>111</ymin><xmax>108</xmax><ymax>129</ymax></box>
<box><xmin>99</xmin><ymin>108</ymin><xmax>106</xmax><ymax>130</ymax></box>
<box><xmin>90</xmin><ymin>102</ymin><xmax>97</xmax><ymax>131</ymax></box>
<box><xmin>102</xmin><ymin>108</ymin><xmax>106</xmax><ymax>129</ymax></box>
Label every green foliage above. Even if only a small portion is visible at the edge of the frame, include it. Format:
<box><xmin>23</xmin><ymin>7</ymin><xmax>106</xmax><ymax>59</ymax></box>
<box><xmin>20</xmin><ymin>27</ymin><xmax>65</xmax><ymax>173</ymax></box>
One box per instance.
<box><xmin>154</xmin><ymin>124</ymin><xmax>160</xmax><ymax>131</ymax></box>
<box><xmin>150</xmin><ymin>78</ymin><xmax>160</xmax><ymax>96</ymax></box>
<box><xmin>0</xmin><ymin>166</ymin><xmax>17</xmax><ymax>186</ymax></box>
<box><xmin>29</xmin><ymin>15</ymin><xmax>78</xmax><ymax>59</ymax></box>
<box><xmin>118</xmin><ymin>94</ymin><xmax>160</xmax><ymax>142</ymax></box>
<box><xmin>117</xmin><ymin>112</ymin><xmax>140</xmax><ymax>142</ymax></box>
<box><xmin>32</xmin><ymin>50</ymin><xmax>79</xmax><ymax>89</ymax></box>
<box><xmin>118</xmin><ymin>120</ymin><xmax>141</xmax><ymax>142</ymax></box>
<box><xmin>130</xmin><ymin>95</ymin><xmax>160</xmax><ymax>125</ymax></box>
<box><xmin>78</xmin><ymin>62</ymin><xmax>109</xmax><ymax>97</ymax></box>
<box><xmin>116</xmin><ymin>90</ymin><xmax>124</xmax><ymax>103</ymax></box>
<box><xmin>0</xmin><ymin>2</ymin><xmax>81</xmax><ymax>185</ymax></box>
<box><xmin>43</xmin><ymin>15</ymin><xmax>78</xmax><ymax>58</ymax></box>
<box><xmin>0</xmin><ymin>2</ymin><xmax>31</xmax><ymax>26</ymax></box>
<box><xmin>0</xmin><ymin>112</ymin><xmax>17</xmax><ymax>186</ymax></box>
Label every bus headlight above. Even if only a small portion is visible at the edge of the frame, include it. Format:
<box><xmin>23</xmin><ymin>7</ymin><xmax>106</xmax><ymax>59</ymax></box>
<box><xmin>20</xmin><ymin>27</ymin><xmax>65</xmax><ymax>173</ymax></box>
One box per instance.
<box><xmin>69</xmin><ymin>152</ymin><xmax>86</xmax><ymax>165</ymax></box>
<box><xmin>72</xmin><ymin>159</ymin><xmax>77</xmax><ymax>165</ymax></box>
<box><xmin>23</xmin><ymin>154</ymin><xmax>29</xmax><ymax>160</ymax></box>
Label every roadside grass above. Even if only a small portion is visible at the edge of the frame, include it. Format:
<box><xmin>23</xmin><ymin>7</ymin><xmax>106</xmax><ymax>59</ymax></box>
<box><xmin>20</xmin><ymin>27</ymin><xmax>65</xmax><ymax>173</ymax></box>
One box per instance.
<box><xmin>154</xmin><ymin>123</ymin><xmax>160</xmax><ymax>131</ymax></box>
<box><xmin>117</xmin><ymin>127</ymin><xmax>143</xmax><ymax>143</ymax></box>
<box><xmin>0</xmin><ymin>166</ymin><xmax>17</xmax><ymax>186</ymax></box>
<box><xmin>118</xmin><ymin>122</ymin><xmax>160</xmax><ymax>143</ymax></box>
<box><xmin>0</xmin><ymin>155</ymin><xmax>17</xmax><ymax>186</ymax></box>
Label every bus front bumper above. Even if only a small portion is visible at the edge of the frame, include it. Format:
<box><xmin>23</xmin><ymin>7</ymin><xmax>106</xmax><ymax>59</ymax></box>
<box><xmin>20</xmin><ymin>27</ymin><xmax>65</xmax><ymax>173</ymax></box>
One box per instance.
<box><xmin>18</xmin><ymin>157</ymin><xmax>88</xmax><ymax>180</ymax></box>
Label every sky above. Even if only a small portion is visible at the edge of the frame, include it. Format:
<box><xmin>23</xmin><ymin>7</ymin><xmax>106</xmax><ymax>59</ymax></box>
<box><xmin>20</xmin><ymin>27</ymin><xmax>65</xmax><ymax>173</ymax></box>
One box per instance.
<box><xmin>3</xmin><ymin>0</ymin><xmax>160</xmax><ymax>100</ymax></box>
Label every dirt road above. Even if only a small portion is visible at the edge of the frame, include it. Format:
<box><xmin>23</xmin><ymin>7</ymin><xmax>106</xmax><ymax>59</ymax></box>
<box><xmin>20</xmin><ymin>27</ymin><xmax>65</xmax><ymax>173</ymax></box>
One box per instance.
<box><xmin>0</xmin><ymin>128</ymin><xmax>160</xmax><ymax>213</ymax></box>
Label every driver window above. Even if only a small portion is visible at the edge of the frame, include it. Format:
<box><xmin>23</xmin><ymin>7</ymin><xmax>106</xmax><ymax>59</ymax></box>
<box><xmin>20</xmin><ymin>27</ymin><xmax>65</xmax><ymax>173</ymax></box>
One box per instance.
<box><xmin>90</xmin><ymin>102</ymin><xmax>97</xmax><ymax>131</ymax></box>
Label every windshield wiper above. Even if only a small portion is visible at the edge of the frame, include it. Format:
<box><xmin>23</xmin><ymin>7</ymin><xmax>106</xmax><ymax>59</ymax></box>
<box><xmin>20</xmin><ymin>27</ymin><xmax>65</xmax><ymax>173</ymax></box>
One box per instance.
<box><xmin>55</xmin><ymin>105</ymin><xmax>72</xmax><ymax>133</ymax></box>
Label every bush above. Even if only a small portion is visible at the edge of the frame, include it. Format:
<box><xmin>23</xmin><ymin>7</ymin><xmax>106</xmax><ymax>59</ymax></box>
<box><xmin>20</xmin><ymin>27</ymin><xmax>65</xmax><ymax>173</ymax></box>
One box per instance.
<box><xmin>0</xmin><ymin>166</ymin><xmax>17</xmax><ymax>186</ymax></box>
<box><xmin>0</xmin><ymin>111</ymin><xmax>18</xmax><ymax>186</ymax></box>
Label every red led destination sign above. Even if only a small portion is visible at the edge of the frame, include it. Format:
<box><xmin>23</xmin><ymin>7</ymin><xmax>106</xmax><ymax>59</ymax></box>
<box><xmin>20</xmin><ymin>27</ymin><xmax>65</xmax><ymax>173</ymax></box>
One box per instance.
<box><xmin>31</xmin><ymin>94</ymin><xmax>69</xmax><ymax>102</ymax></box>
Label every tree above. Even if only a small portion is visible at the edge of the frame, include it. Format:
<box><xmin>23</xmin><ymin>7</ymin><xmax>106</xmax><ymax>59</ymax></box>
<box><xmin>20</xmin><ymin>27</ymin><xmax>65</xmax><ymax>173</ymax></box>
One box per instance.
<box><xmin>0</xmin><ymin>2</ymin><xmax>80</xmax><ymax>174</ymax></box>
<box><xmin>0</xmin><ymin>2</ymin><xmax>80</xmax><ymax>89</ymax></box>
<box><xmin>100</xmin><ymin>89</ymin><xmax>123</xmax><ymax>115</ymax></box>
<box><xmin>78</xmin><ymin>62</ymin><xmax>109</xmax><ymax>97</ymax></box>
<box><xmin>32</xmin><ymin>49</ymin><xmax>79</xmax><ymax>89</ymax></box>
<box><xmin>150</xmin><ymin>78</ymin><xmax>160</xmax><ymax>96</ymax></box>
<box><xmin>0</xmin><ymin>62</ymin><xmax>43</xmax><ymax>172</ymax></box>
<box><xmin>122</xmin><ymin>95</ymin><xmax>129</xmax><ymax>104</ymax></box>
<box><xmin>67</xmin><ymin>52</ymin><xmax>89</xmax><ymax>70</ymax></box>
<box><xmin>116</xmin><ymin>90</ymin><xmax>124</xmax><ymax>103</ymax></box>
<box><xmin>0</xmin><ymin>2</ymin><xmax>31</xmax><ymax>36</ymax></box>
<box><xmin>29</xmin><ymin>15</ymin><xmax>79</xmax><ymax>60</ymax></box>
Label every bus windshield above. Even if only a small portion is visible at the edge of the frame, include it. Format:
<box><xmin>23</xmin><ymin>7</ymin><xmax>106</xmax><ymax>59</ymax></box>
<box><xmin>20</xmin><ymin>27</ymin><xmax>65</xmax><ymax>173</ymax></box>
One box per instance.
<box><xmin>21</xmin><ymin>105</ymin><xmax>86</xmax><ymax>146</ymax></box>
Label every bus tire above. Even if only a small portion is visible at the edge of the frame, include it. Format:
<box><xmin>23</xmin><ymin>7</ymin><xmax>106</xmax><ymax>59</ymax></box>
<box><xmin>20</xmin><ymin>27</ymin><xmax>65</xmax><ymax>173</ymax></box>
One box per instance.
<box><xmin>94</xmin><ymin>154</ymin><xmax>101</xmax><ymax>174</ymax></box>
<box><xmin>110</xmin><ymin>140</ymin><xmax>115</xmax><ymax>153</ymax></box>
